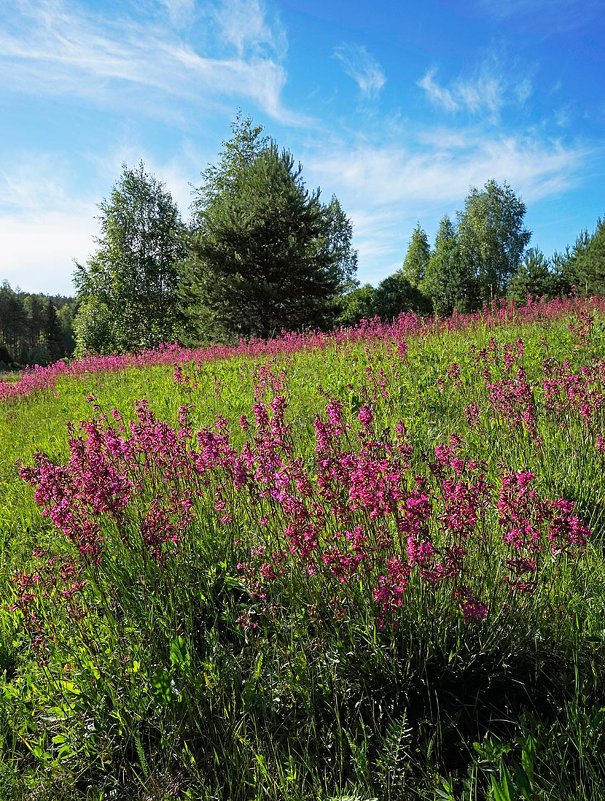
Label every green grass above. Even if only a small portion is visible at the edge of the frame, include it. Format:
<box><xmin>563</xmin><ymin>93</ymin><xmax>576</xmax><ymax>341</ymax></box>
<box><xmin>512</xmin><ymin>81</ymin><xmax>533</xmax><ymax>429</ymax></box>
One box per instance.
<box><xmin>1</xmin><ymin>311</ymin><xmax>605</xmax><ymax>799</ymax></box>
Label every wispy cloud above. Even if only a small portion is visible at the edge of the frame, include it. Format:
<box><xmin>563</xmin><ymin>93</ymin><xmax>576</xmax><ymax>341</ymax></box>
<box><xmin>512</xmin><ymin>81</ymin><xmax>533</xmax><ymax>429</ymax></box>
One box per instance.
<box><xmin>418</xmin><ymin>66</ymin><xmax>504</xmax><ymax>121</ymax></box>
<box><xmin>309</xmin><ymin>132</ymin><xmax>587</xmax><ymax>207</ymax></box>
<box><xmin>418</xmin><ymin>56</ymin><xmax>536</xmax><ymax>123</ymax></box>
<box><xmin>305</xmin><ymin>129</ymin><xmax>590</xmax><ymax>282</ymax></box>
<box><xmin>208</xmin><ymin>0</ymin><xmax>287</xmax><ymax>58</ymax></box>
<box><xmin>475</xmin><ymin>0</ymin><xmax>602</xmax><ymax>31</ymax></box>
<box><xmin>417</xmin><ymin>70</ymin><xmax>458</xmax><ymax>112</ymax></box>
<box><xmin>334</xmin><ymin>43</ymin><xmax>385</xmax><ymax>99</ymax></box>
<box><xmin>161</xmin><ymin>0</ymin><xmax>196</xmax><ymax>28</ymax></box>
<box><xmin>0</xmin><ymin>0</ymin><xmax>304</xmax><ymax>125</ymax></box>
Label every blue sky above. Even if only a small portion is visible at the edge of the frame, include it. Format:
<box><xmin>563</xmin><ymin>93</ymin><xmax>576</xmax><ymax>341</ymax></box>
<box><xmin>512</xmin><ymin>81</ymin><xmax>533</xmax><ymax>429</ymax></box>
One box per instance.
<box><xmin>1</xmin><ymin>0</ymin><xmax>604</xmax><ymax>295</ymax></box>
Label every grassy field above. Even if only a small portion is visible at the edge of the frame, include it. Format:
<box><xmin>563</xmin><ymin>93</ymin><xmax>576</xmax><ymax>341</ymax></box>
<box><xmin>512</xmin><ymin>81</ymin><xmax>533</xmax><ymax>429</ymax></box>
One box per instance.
<box><xmin>2</xmin><ymin>298</ymin><xmax>605</xmax><ymax>800</ymax></box>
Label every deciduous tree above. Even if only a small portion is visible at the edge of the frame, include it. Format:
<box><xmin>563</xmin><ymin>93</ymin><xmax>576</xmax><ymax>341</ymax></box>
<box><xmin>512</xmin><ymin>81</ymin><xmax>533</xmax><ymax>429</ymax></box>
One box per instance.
<box><xmin>457</xmin><ymin>180</ymin><xmax>530</xmax><ymax>307</ymax></box>
<box><xmin>74</xmin><ymin>162</ymin><xmax>185</xmax><ymax>354</ymax></box>
<box><xmin>402</xmin><ymin>223</ymin><xmax>430</xmax><ymax>288</ymax></box>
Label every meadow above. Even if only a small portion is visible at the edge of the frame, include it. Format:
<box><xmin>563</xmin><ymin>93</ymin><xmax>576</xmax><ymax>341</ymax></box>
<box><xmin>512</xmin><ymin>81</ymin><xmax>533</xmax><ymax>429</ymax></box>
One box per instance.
<box><xmin>2</xmin><ymin>296</ymin><xmax>605</xmax><ymax>800</ymax></box>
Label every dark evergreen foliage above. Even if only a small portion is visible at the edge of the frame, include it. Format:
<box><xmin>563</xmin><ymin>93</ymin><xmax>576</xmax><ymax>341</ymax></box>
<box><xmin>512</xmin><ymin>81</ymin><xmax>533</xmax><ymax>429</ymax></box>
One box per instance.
<box><xmin>180</xmin><ymin>116</ymin><xmax>357</xmax><ymax>343</ymax></box>
<box><xmin>508</xmin><ymin>248</ymin><xmax>557</xmax><ymax>302</ymax></box>
<box><xmin>0</xmin><ymin>281</ymin><xmax>76</xmax><ymax>367</ymax></box>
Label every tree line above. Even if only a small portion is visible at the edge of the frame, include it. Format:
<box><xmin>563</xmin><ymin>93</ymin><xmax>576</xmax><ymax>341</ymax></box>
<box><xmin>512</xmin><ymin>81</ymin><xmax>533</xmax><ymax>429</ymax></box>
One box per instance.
<box><xmin>339</xmin><ymin>183</ymin><xmax>605</xmax><ymax>326</ymax></box>
<box><xmin>0</xmin><ymin>283</ymin><xmax>75</xmax><ymax>368</ymax></box>
<box><xmin>3</xmin><ymin>113</ymin><xmax>605</xmax><ymax>364</ymax></box>
<box><xmin>73</xmin><ymin>115</ymin><xmax>357</xmax><ymax>355</ymax></box>
<box><xmin>68</xmin><ymin>114</ymin><xmax>605</xmax><ymax>353</ymax></box>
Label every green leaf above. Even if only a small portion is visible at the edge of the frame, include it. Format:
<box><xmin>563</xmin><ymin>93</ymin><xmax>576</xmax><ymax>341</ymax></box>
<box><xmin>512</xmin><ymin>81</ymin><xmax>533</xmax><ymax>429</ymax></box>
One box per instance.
<box><xmin>150</xmin><ymin>670</ymin><xmax>173</xmax><ymax>704</ymax></box>
<box><xmin>514</xmin><ymin>765</ymin><xmax>533</xmax><ymax>801</ymax></box>
<box><xmin>170</xmin><ymin>636</ymin><xmax>191</xmax><ymax>671</ymax></box>
<box><xmin>490</xmin><ymin>767</ymin><xmax>514</xmax><ymax>801</ymax></box>
<box><xmin>521</xmin><ymin>734</ymin><xmax>536</xmax><ymax>785</ymax></box>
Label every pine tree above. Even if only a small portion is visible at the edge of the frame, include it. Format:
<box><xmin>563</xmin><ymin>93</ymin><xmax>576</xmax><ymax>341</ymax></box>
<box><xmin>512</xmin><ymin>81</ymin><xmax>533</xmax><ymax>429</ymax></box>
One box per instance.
<box><xmin>180</xmin><ymin>117</ymin><xmax>357</xmax><ymax>342</ymax></box>
<box><xmin>43</xmin><ymin>299</ymin><xmax>65</xmax><ymax>361</ymax></box>
<box><xmin>508</xmin><ymin>248</ymin><xmax>555</xmax><ymax>303</ymax></box>
<box><xmin>573</xmin><ymin>219</ymin><xmax>605</xmax><ymax>296</ymax></box>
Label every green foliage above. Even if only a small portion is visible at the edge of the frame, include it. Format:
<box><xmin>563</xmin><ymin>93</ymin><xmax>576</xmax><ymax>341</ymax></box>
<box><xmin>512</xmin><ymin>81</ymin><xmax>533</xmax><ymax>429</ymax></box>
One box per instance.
<box><xmin>180</xmin><ymin>116</ymin><xmax>357</xmax><ymax>343</ymax></box>
<box><xmin>457</xmin><ymin>180</ymin><xmax>531</xmax><ymax>306</ymax></box>
<box><xmin>508</xmin><ymin>248</ymin><xmax>557</xmax><ymax>303</ymax></box>
<box><xmin>56</xmin><ymin>302</ymin><xmax>76</xmax><ymax>357</ymax></box>
<box><xmin>0</xmin><ymin>280</ymin><xmax>76</xmax><ymax>366</ymax></box>
<box><xmin>0</xmin><ymin>343</ymin><xmax>13</xmax><ymax>368</ymax></box>
<box><xmin>74</xmin><ymin>161</ymin><xmax>186</xmax><ymax>354</ymax></box>
<box><xmin>554</xmin><ymin>231</ymin><xmax>592</xmax><ymax>295</ymax></box>
<box><xmin>72</xmin><ymin>297</ymin><xmax>115</xmax><ymax>357</ymax></box>
<box><xmin>337</xmin><ymin>284</ymin><xmax>377</xmax><ymax>326</ymax></box>
<box><xmin>373</xmin><ymin>271</ymin><xmax>430</xmax><ymax>318</ymax></box>
<box><xmin>572</xmin><ymin>218</ymin><xmax>605</xmax><ymax>296</ymax></box>
<box><xmin>0</xmin><ymin>280</ymin><xmax>26</xmax><ymax>357</ymax></box>
<box><xmin>402</xmin><ymin>223</ymin><xmax>430</xmax><ymax>288</ymax></box>
<box><xmin>421</xmin><ymin>215</ymin><xmax>466</xmax><ymax>315</ymax></box>
<box><xmin>337</xmin><ymin>273</ymin><xmax>429</xmax><ymax>327</ymax></box>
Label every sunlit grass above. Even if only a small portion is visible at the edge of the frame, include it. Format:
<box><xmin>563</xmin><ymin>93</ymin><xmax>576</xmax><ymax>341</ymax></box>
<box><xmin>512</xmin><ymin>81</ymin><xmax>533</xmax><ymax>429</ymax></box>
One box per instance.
<box><xmin>1</xmin><ymin>299</ymin><xmax>605</xmax><ymax>799</ymax></box>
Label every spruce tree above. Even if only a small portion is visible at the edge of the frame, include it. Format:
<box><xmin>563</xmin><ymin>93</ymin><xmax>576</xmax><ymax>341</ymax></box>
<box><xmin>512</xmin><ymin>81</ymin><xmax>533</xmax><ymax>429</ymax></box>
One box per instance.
<box><xmin>508</xmin><ymin>248</ymin><xmax>555</xmax><ymax>303</ymax></box>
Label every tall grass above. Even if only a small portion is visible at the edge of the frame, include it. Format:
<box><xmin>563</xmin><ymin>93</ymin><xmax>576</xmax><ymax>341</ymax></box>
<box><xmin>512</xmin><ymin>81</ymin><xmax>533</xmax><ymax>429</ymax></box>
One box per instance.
<box><xmin>1</xmin><ymin>298</ymin><xmax>605</xmax><ymax>799</ymax></box>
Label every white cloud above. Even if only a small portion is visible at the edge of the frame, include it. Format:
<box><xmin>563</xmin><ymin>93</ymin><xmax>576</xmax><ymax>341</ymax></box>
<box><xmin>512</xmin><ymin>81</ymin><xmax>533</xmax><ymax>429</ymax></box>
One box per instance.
<box><xmin>0</xmin><ymin>0</ymin><xmax>304</xmax><ymax>125</ymax></box>
<box><xmin>0</xmin><ymin>209</ymin><xmax>97</xmax><ymax>295</ymax></box>
<box><xmin>417</xmin><ymin>70</ymin><xmax>459</xmax><ymax>113</ymax></box>
<box><xmin>418</xmin><ymin>66</ymin><xmax>504</xmax><ymax>121</ymax></box>
<box><xmin>346</xmin><ymin>208</ymin><xmax>407</xmax><ymax>284</ymax></box>
<box><xmin>0</xmin><ymin>159</ymin><xmax>71</xmax><ymax>214</ymax></box>
<box><xmin>309</xmin><ymin>132</ymin><xmax>586</xmax><ymax>206</ymax></box>
<box><xmin>209</xmin><ymin>0</ymin><xmax>287</xmax><ymax>59</ymax></box>
<box><xmin>0</xmin><ymin>142</ymin><xmax>205</xmax><ymax>295</ymax></box>
<box><xmin>161</xmin><ymin>0</ymin><xmax>196</xmax><ymax>28</ymax></box>
<box><xmin>416</xmin><ymin>129</ymin><xmax>473</xmax><ymax>150</ymax></box>
<box><xmin>305</xmin><ymin>130</ymin><xmax>590</xmax><ymax>283</ymax></box>
<box><xmin>87</xmin><ymin>139</ymin><xmax>212</xmax><ymax>217</ymax></box>
<box><xmin>334</xmin><ymin>43</ymin><xmax>385</xmax><ymax>99</ymax></box>
<box><xmin>418</xmin><ymin>55</ymin><xmax>535</xmax><ymax>124</ymax></box>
